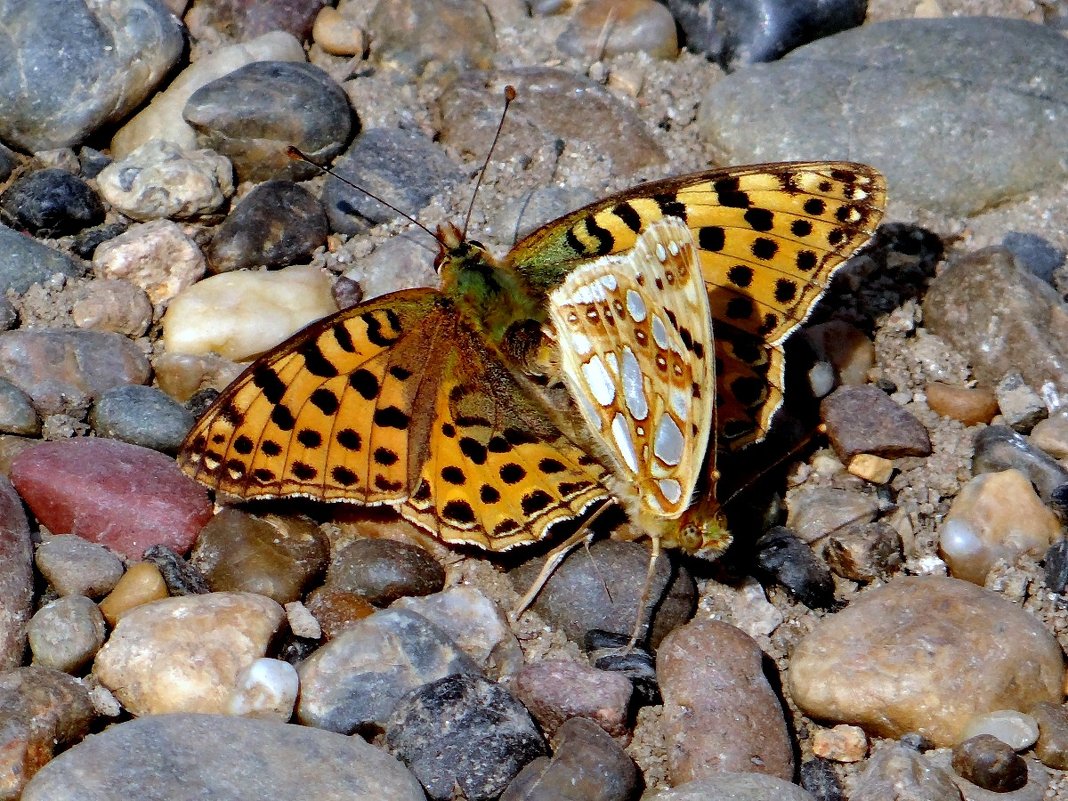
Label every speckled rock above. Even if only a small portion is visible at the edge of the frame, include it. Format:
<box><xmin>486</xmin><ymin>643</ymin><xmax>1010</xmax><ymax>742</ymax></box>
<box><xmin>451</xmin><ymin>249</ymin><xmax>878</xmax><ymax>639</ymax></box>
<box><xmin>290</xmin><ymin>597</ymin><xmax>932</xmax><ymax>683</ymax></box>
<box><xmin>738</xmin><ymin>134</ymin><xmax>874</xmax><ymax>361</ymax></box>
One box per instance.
<box><xmin>821</xmin><ymin>385</ymin><xmax>932</xmax><ymax>462</ymax></box>
<box><xmin>658</xmin><ymin>619</ymin><xmax>794</xmax><ymax>783</ymax></box>
<box><xmin>513</xmin><ymin>659</ymin><xmax>633</xmax><ymax>740</ymax></box>
<box><xmin>0</xmin><ymin>477</ymin><xmax>32</xmax><ymax>669</ymax></box>
<box><xmin>305</xmin><ymin>586</ymin><xmax>375</xmax><ymax>640</ymax></box>
<box><xmin>35</xmin><ymin>535</ymin><xmax>124</xmax><ymax>599</ymax></box>
<box><xmin>10</xmin><ymin>438</ymin><xmax>213</xmax><ymax>560</ymax></box>
<box><xmin>0</xmin><ymin>225</ymin><xmax>82</xmax><ymax>295</ymax></box>
<box><xmin>90</xmin><ymin>384</ymin><xmax>195</xmax><ymax>453</ymax></box>
<box><xmin>0</xmin><ymin>168</ymin><xmax>104</xmax><ymax>236</ymax></box>
<box><xmin>386</xmin><ymin>673</ymin><xmax>546</xmax><ymax>801</ymax></box>
<box><xmin>162</xmin><ymin>264</ymin><xmax>336</xmax><ymax>361</ymax></box>
<box><xmin>94</xmin><ymin>592</ymin><xmax>285</xmax><ymax>716</ymax></box>
<box><xmin>811</xmin><ymin>724</ymin><xmax>868</xmax><ymax>762</ymax></box>
<box><xmin>297</xmin><ymin>608</ymin><xmax>482</xmax><ymax>733</ymax></box>
<box><xmin>20</xmin><ymin>713</ymin><xmax>425</xmax><ymax>801</ymax></box>
<box><xmin>27</xmin><ymin>595</ymin><xmax>106</xmax><ymax>673</ymax></box>
<box><xmin>789</xmin><ymin>577</ymin><xmax>1064</xmax><ymax>746</ymax></box>
<box><xmin>849</xmin><ymin>744</ymin><xmax>959</xmax><ymax>801</ymax></box>
<box><xmin>70</xmin><ymin>279</ymin><xmax>154</xmax><ymax>338</ymax></box>
<box><xmin>92</xmin><ymin>219</ymin><xmax>207</xmax><ymax>304</ymax></box>
<box><xmin>938</xmin><ymin>469</ymin><xmax>1062</xmax><ymax>585</ymax></box>
<box><xmin>326</xmin><ymin>538</ymin><xmax>445</xmax><ymax>606</ymax></box>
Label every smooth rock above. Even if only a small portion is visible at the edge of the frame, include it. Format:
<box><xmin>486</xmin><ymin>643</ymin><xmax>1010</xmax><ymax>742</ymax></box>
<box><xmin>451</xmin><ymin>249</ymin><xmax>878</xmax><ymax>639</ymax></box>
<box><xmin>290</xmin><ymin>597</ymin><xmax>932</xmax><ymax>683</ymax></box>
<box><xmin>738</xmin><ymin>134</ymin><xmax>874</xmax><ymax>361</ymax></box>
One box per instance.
<box><xmin>557</xmin><ymin>0</ymin><xmax>677</xmax><ymax>60</ymax></box>
<box><xmin>90</xmin><ymin>385</ymin><xmax>195</xmax><ymax>453</ymax></box>
<box><xmin>639</xmin><ymin>773</ymin><xmax>817</xmax><ymax>800</ymax></box>
<box><xmin>27</xmin><ymin>595</ymin><xmax>106</xmax><ymax>673</ymax></box>
<box><xmin>821</xmin><ymin>385</ymin><xmax>931</xmax><ymax>462</ymax></box>
<box><xmin>823</xmin><ymin>521</ymin><xmax>903</xmax><ymax>583</ymax></box>
<box><xmin>0</xmin><ymin>169</ymin><xmax>103</xmax><ymax>236</ymax></box>
<box><xmin>698</xmin><ymin>20</ymin><xmax>1068</xmax><ymax>216</ymax></box>
<box><xmin>185</xmin><ymin>0</ymin><xmax>323</xmax><ymax>46</ymax></box>
<box><xmin>191</xmin><ymin>508</ymin><xmax>329</xmax><ymax>604</ymax></box>
<box><xmin>162</xmin><ymin>264</ymin><xmax>336</xmax><ymax>361</ymax></box>
<box><xmin>0</xmin><ymin>378</ymin><xmax>40</xmax><ymax>436</ymax></box>
<box><xmin>297</xmin><ymin>608</ymin><xmax>482</xmax><ymax>733</ymax></box>
<box><xmin>952</xmin><ymin>734</ymin><xmax>1028</xmax><ymax>793</ymax></box>
<box><xmin>804</xmin><ymin>320</ymin><xmax>875</xmax><ymax>389</ymax></box>
<box><xmin>973</xmin><ymin>426</ymin><xmax>1068</xmax><ymax>505</ymax></box>
<box><xmin>0</xmin><ymin>224</ymin><xmax>82</xmax><ymax>294</ymax></box>
<box><xmin>312</xmin><ymin>5</ymin><xmax>366</xmax><ymax>56</ymax></box>
<box><xmin>1002</xmin><ymin>232</ymin><xmax>1066</xmax><ymax>284</ymax></box>
<box><xmin>111</xmin><ymin>31</ymin><xmax>307</xmax><ymax>157</ymax></box>
<box><xmin>500</xmin><ymin>717</ymin><xmax>639</xmax><ymax>801</ymax></box>
<box><xmin>924</xmin><ymin>248</ymin><xmax>1068</xmax><ymax>412</ymax></box>
<box><xmin>92</xmin><ymin>219</ymin><xmax>207</xmax><ymax>305</ymax></box>
<box><xmin>20</xmin><ymin>713</ymin><xmax>425</xmax><ymax>801</ymax></box>
<box><xmin>932</xmin><ymin>748</ymin><xmax>1048</xmax><ymax>800</ymax></box>
<box><xmin>10</xmin><ymin>438</ymin><xmax>213</xmax><ymax>560</ymax></box>
<box><xmin>386</xmin><ymin>673</ymin><xmax>546</xmax><ymax>801</ymax></box>
<box><xmin>1031</xmin><ymin>413</ymin><xmax>1068</xmax><ymax>460</ymax></box>
<box><xmin>326</xmin><ymin>538</ymin><xmax>444</xmax><ymax>606</ymax></box>
<box><xmin>304</xmin><ymin>586</ymin><xmax>375</xmax><ymax>640</ymax></box>
<box><xmin>184</xmin><ymin>61</ymin><xmax>352</xmax><ymax>183</ymax></box>
<box><xmin>392</xmin><ymin>586</ymin><xmax>523</xmax><ymax>679</ymax></box>
<box><xmin>94</xmin><ymin>592</ymin><xmax>285</xmax><ymax>716</ymax></box>
<box><xmin>938</xmin><ymin>469</ymin><xmax>1061</xmax><ymax>585</ymax></box>
<box><xmin>97</xmin><ymin>561</ymin><xmax>169</xmax><ymax>625</ymax></box>
<box><xmin>96</xmin><ymin>140</ymin><xmax>233</xmax><ymax>222</ymax></box>
<box><xmin>0</xmin><ymin>666</ymin><xmax>94</xmax><ymax>799</ymax></box>
<box><xmin>366</xmin><ymin>0</ymin><xmax>495</xmax><ymax>76</ymax></box>
<box><xmin>35</xmin><ymin>535</ymin><xmax>124</xmax><ymax>599</ymax></box>
<box><xmin>849</xmin><ymin>744</ymin><xmax>959</xmax><ymax>801</ymax></box>
<box><xmin>926</xmin><ymin>381</ymin><xmax>999</xmax><ymax>426</ymax></box>
<box><xmin>206</xmin><ymin>180</ymin><xmax>328</xmax><ymax>272</ymax></box>
<box><xmin>0</xmin><ymin>329</ymin><xmax>150</xmax><ymax>416</ymax></box>
<box><xmin>323</xmin><ymin>128</ymin><xmax>463</xmax><ymax>235</ymax></box>
<box><xmin>785</xmin><ymin>487</ymin><xmax>879</xmax><ymax>543</ymax></box>
<box><xmin>658</xmin><ymin>619</ymin><xmax>794</xmax><ymax>783</ymax></box>
<box><xmin>961</xmin><ymin>710</ymin><xmax>1039</xmax><ymax>751</ymax></box>
<box><xmin>340</xmin><ymin>234</ymin><xmax>440</xmax><ymax>300</ymax></box>
<box><xmin>70</xmin><ymin>279</ymin><xmax>154</xmax><ymax>338</ymax></box>
<box><xmin>789</xmin><ymin>576</ymin><xmax>1064</xmax><ymax>746</ymax></box>
<box><xmin>0</xmin><ymin>0</ymin><xmax>183</xmax><ymax>150</ymax></box>
<box><xmin>512</xmin><ymin>659</ymin><xmax>633</xmax><ymax>740</ymax></box>
<box><xmin>226</xmin><ymin>657</ymin><xmax>299</xmax><ymax>720</ymax></box>
<box><xmin>1030</xmin><ymin>701</ymin><xmax>1068</xmax><ymax>770</ymax></box>
<box><xmin>0</xmin><ymin>477</ymin><xmax>32</xmax><ymax>669</ymax></box>
<box><xmin>753</xmin><ymin>527</ymin><xmax>835</xmax><ymax>608</ymax></box>
<box><xmin>154</xmin><ymin>351</ymin><xmax>243</xmax><ymax>403</ymax></box>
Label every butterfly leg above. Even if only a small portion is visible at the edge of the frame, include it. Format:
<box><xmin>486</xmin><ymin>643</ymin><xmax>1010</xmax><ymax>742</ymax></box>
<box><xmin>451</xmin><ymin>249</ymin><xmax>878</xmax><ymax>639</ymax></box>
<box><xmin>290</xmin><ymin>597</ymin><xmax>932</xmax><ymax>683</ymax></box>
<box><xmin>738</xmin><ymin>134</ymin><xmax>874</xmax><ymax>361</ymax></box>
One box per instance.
<box><xmin>627</xmin><ymin>535</ymin><xmax>662</xmax><ymax>649</ymax></box>
<box><xmin>510</xmin><ymin>500</ymin><xmax>616</xmax><ymax>621</ymax></box>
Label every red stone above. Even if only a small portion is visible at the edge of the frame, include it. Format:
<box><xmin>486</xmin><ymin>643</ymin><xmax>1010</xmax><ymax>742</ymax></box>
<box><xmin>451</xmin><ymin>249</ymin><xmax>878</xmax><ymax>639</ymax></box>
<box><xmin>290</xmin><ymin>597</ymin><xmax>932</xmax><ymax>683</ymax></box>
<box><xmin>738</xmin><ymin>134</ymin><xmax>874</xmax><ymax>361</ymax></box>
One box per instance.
<box><xmin>11</xmin><ymin>439</ymin><xmax>212</xmax><ymax>559</ymax></box>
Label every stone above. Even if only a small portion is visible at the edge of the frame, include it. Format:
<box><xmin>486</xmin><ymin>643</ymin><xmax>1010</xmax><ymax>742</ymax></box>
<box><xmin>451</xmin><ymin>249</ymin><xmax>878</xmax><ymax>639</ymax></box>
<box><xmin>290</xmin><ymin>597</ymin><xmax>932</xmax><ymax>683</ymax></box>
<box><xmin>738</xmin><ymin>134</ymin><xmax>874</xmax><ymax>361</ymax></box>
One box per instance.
<box><xmin>226</xmin><ymin>658</ymin><xmax>299</xmax><ymax>720</ymax></box>
<box><xmin>70</xmin><ymin>279</ymin><xmax>154</xmax><ymax>338</ymax></box>
<box><xmin>0</xmin><ymin>0</ymin><xmax>183</xmax><ymax>151</ymax></box>
<box><xmin>20</xmin><ymin>713</ymin><xmax>425</xmax><ymax>801</ymax></box>
<box><xmin>184</xmin><ymin>61</ymin><xmax>352</xmax><ymax>184</ymax></box>
<box><xmin>11</xmin><ymin>439</ymin><xmax>213</xmax><ymax>560</ymax></box>
<box><xmin>92</xmin><ymin>219</ymin><xmax>207</xmax><ymax>305</ymax></box>
<box><xmin>847</xmin><ymin>454</ymin><xmax>894</xmax><ymax>484</ymax></box>
<box><xmin>312</xmin><ymin>6</ymin><xmax>366</xmax><ymax>56</ymax></box>
<box><xmin>143</xmin><ymin>544</ymin><xmax>210</xmax><ymax>596</ymax></box>
<box><xmin>557</xmin><ymin>0</ymin><xmax>677</xmax><ymax>60</ymax></box>
<box><xmin>821</xmin><ymin>385</ymin><xmax>931</xmax><ymax>462</ymax></box>
<box><xmin>326</xmin><ymin>538</ymin><xmax>445</xmax><ymax>606</ymax></box>
<box><xmin>811</xmin><ymin>724</ymin><xmax>868</xmax><ymax>762</ymax></box>
<box><xmin>97</xmin><ymin>561</ymin><xmax>169</xmax><ymax>625</ymax></box>
<box><xmin>0</xmin><ymin>168</ymin><xmax>103</xmax><ymax>236</ymax></box>
<box><xmin>924</xmin><ymin>248</ymin><xmax>1068</xmax><ymax>412</ymax></box>
<box><xmin>35</xmin><ymin>535</ymin><xmax>124</xmax><ymax>599</ymax></box>
<box><xmin>785</xmin><ymin>487</ymin><xmax>879</xmax><ymax>543</ymax></box>
<box><xmin>995</xmin><ymin>372</ymin><xmax>1049</xmax><ymax>433</ymax></box>
<box><xmin>512</xmin><ymin>659</ymin><xmax>633</xmax><ymax>740</ymax></box>
<box><xmin>961</xmin><ymin>710</ymin><xmax>1039</xmax><ymax>751</ymax></box>
<box><xmin>752</xmin><ymin>527</ymin><xmax>835</xmax><ymax>609</ymax></box>
<box><xmin>639</xmin><ymin>773</ymin><xmax>817</xmax><ymax>800</ymax></box>
<box><xmin>804</xmin><ymin>321</ymin><xmax>875</xmax><ymax>389</ymax></box>
<box><xmin>1002</xmin><ymin>232</ymin><xmax>1066</xmax><ymax>284</ymax></box>
<box><xmin>111</xmin><ymin>31</ymin><xmax>307</xmax><ymax>157</ymax></box>
<box><xmin>154</xmin><ymin>352</ymin><xmax>242</xmax><ymax>403</ymax></box>
<box><xmin>366</xmin><ymin>0</ymin><xmax>495</xmax><ymax>76</ymax></box>
<box><xmin>304</xmin><ymin>586</ymin><xmax>375</xmax><ymax>640</ymax></box>
<box><xmin>0</xmin><ymin>477</ymin><xmax>32</xmax><ymax>669</ymax></box>
<box><xmin>938</xmin><ymin>469</ymin><xmax>1062</xmax><ymax>585</ymax></box>
<box><xmin>96</xmin><ymin>140</ymin><xmax>233</xmax><ymax>221</ymax></box>
<box><xmin>658</xmin><ymin>619</ymin><xmax>794</xmax><ymax>783</ymax></box>
<box><xmin>206</xmin><ymin>180</ymin><xmax>328</xmax><ymax>272</ymax></box>
<box><xmin>1031</xmin><ymin>413</ymin><xmax>1068</xmax><ymax>460</ymax></box>
<box><xmin>849</xmin><ymin>744</ymin><xmax>959</xmax><ymax>801</ymax></box>
<box><xmin>162</xmin><ymin>264</ymin><xmax>336</xmax><ymax>361</ymax></box>
<box><xmin>0</xmin><ymin>329</ymin><xmax>150</xmax><ymax>416</ymax></box>
<box><xmin>89</xmin><ymin>385</ymin><xmax>195</xmax><ymax>454</ymax></box>
<box><xmin>0</xmin><ymin>225</ymin><xmax>82</xmax><ymax>295</ymax></box>
<box><xmin>27</xmin><ymin>595</ymin><xmax>106</xmax><ymax>673</ymax></box>
<box><xmin>185</xmin><ymin>0</ymin><xmax>323</xmax><ymax>46</ymax></box>
<box><xmin>799</xmin><ymin>759</ymin><xmax>843</xmax><ymax>801</ymax></box>
<box><xmin>952</xmin><ymin>734</ymin><xmax>1027</xmax><ymax>793</ymax></box>
<box><xmin>297</xmin><ymin>608</ymin><xmax>482</xmax><ymax>733</ymax></box>
<box><xmin>386</xmin><ymin>673</ymin><xmax>546</xmax><ymax>801</ymax></box>
<box><xmin>1030</xmin><ymin>702</ymin><xmax>1068</xmax><ymax>770</ymax></box>
<box><xmin>94</xmin><ymin>592</ymin><xmax>285</xmax><ymax>716</ymax></box>
<box><xmin>340</xmin><ymin>234</ymin><xmax>439</xmax><ymax>300</ymax></box>
<box><xmin>0</xmin><ymin>378</ymin><xmax>40</xmax><ymax>436</ymax></box>
<box><xmin>789</xmin><ymin>576</ymin><xmax>1064</xmax><ymax>746</ymax></box>
<box><xmin>926</xmin><ymin>381</ymin><xmax>999</xmax><ymax>426</ymax></box>
<box><xmin>322</xmin><ymin>128</ymin><xmax>463</xmax><ymax>235</ymax></box>
<box><xmin>285</xmin><ymin>600</ymin><xmax>321</xmax><ymax>639</ymax></box>
<box><xmin>823</xmin><ymin>521</ymin><xmax>903</xmax><ymax>583</ymax></box>
<box><xmin>972</xmin><ymin>426</ymin><xmax>1068</xmax><ymax>506</ymax></box>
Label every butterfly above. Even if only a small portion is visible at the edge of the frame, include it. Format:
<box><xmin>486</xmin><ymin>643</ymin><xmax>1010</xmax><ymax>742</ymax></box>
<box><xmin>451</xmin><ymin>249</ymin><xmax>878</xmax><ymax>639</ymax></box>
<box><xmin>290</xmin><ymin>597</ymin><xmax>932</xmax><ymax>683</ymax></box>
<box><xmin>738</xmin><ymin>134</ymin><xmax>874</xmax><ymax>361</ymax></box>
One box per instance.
<box><xmin>178</xmin><ymin>162</ymin><xmax>886</xmax><ymax>563</ymax></box>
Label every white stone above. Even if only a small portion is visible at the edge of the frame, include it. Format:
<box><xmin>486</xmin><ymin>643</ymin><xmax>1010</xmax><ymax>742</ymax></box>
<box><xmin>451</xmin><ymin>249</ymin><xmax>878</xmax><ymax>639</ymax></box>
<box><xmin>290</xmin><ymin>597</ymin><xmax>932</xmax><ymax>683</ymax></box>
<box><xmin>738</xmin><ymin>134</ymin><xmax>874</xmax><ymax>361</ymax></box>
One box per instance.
<box><xmin>227</xmin><ymin>658</ymin><xmax>300</xmax><ymax>720</ymax></box>
<box><xmin>162</xmin><ymin>265</ymin><xmax>337</xmax><ymax>361</ymax></box>
<box><xmin>111</xmin><ymin>31</ymin><xmax>306</xmax><ymax>157</ymax></box>
<box><xmin>962</xmin><ymin>709</ymin><xmax>1040</xmax><ymax>750</ymax></box>
<box><xmin>93</xmin><ymin>220</ymin><xmax>206</xmax><ymax>304</ymax></box>
<box><xmin>97</xmin><ymin>140</ymin><xmax>233</xmax><ymax>221</ymax></box>
<box><xmin>285</xmin><ymin>601</ymin><xmax>322</xmax><ymax>640</ymax></box>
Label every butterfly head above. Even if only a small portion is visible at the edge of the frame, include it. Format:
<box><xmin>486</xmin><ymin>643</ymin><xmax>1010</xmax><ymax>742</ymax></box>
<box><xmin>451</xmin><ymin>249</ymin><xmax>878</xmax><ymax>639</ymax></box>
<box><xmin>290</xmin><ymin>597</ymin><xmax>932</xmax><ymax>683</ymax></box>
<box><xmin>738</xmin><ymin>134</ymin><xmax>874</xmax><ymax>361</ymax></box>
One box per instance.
<box><xmin>667</xmin><ymin>508</ymin><xmax>732</xmax><ymax>562</ymax></box>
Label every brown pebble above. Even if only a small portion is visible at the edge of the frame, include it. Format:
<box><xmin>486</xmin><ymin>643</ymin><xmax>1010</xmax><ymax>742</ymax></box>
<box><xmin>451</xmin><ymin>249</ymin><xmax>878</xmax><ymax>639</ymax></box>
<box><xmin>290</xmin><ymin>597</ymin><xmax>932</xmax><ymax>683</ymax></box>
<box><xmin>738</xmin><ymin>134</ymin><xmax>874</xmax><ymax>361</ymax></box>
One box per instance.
<box><xmin>1031</xmin><ymin>701</ymin><xmax>1068</xmax><ymax>770</ymax></box>
<box><xmin>304</xmin><ymin>586</ymin><xmax>375</xmax><ymax>640</ymax></box>
<box><xmin>821</xmin><ymin>385</ymin><xmax>932</xmax><ymax>462</ymax></box>
<box><xmin>512</xmin><ymin>659</ymin><xmax>633</xmax><ymax>740</ymax></box>
<box><xmin>98</xmin><ymin>561</ymin><xmax>168</xmax><ymax>625</ymax></box>
<box><xmin>951</xmin><ymin>733</ymin><xmax>1027</xmax><ymax>792</ymax></box>
<box><xmin>926</xmin><ymin>381</ymin><xmax>999</xmax><ymax>425</ymax></box>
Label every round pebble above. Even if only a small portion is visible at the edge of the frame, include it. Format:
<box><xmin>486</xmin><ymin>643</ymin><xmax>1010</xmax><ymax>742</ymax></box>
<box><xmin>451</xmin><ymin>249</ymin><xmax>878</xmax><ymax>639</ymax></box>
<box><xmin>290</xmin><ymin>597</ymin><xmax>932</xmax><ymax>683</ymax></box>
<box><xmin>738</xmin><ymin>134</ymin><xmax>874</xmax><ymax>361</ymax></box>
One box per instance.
<box><xmin>752</xmin><ymin>527</ymin><xmax>836</xmax><ymax>609</ymax></box>
<box><xmin>952</xmin><ymin>734</ymin><xmax>1028</xmax><ymax>792</ymax></box>
<box><xmin>1030</xmin><ymin>701</ymin><xmax>1068</xmax><ymax>770</ymax></box>
<box><xmin>304</xmin><ymin>586</ymin><xmax>376</xmax><ymax>639</ymax></box>
<box><xmin>512</xmin><ymin>659</ymin><xmax>633</xmax><ymax>740</ymax></box>
<box><xmin>366</xmin><ymin>0</ymin><xmax>495</xmax><ymax>77</ymax></box>
<box><xmin>557</xmin><ymin>0</ymin><xmax>678</xmax><ymax>60</ymax></box>
<box><xmin>1030</xmin><ymin>413</ymin><xmax>1068</xmax><ymax>460</ymax></box>
<box><xmin>97</xmin><ymin>561</ymin><xmax>169</xmax><ymax>625</ymax></box>
<box><xmin>0</xmin><ymin>169</ymin><xmax>104</xmax><ymax>236</ymax></box>
<box><xmin>27</xmin><ymin>595</ymin><xmax>106</xmax><ymax>673</ymax></box>
<box><xmin>35</xmin><ymin>535</ymin><xmax>124</xmax><ymax>599</ymax></box>
<box><xmin>312</xmin><ymin>5</ymin><xmax>366</xmax><ymax>56</ymax></box>
<box><xmin>0</xmin><ymin>378</ymin><xmax>41</xmax><ymax>436</ymax></box>
<box><xmin>0</xmin><ymin>225</ymin><xmax>81</xmax><ymax>295</ymax></box>
<box><xmin>926</xmin><ymin>381</ymin><xmax>999</xmax><ymax>425</ymax></box>
<box><xmin>386</xmin><ymin>673</ymin><xmax>546</xmax><ymax>801</ymax></box>
<box><xmin>326</xmin><ymin>538</ymin><xmax>445</xmax><ymax>606</ymax></box>
<box><xmin>92</xmin><ymin>219</ymin><xmax>207</xmax><ymax>305</ymax></box>
<box><xmin>90</xmin><ymin>384</ymin><xmax>195</xmax><ymax>453</ymax></box>
<box><xmin>94</xmin><ymin>591</ymin><xmax>285</xmax><ymax>716</ymax></box>
<box><xmin>153</xmin><ymin>351</ymin><xmax>242</xmax><ymax>403</ymax></box>
<box><xmin>70</xmin><ymin>279</ymin><xmax>154</xmax><ymax>338</ymax></box>
<box><xmin>161</xmin><ymin>264</ymin><xmax>337</xmax><ymax>361</ymax></box>
<box><xmin>226</xmin><ymin>657</ymin><xmax>300</xmax><ymax>720</ymax></box>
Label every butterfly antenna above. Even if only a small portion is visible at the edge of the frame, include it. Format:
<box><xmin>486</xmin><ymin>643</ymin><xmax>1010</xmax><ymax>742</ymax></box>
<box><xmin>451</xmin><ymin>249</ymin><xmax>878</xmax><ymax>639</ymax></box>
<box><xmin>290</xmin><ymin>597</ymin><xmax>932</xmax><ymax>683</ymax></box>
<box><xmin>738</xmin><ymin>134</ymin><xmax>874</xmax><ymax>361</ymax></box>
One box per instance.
<box><xmin>286</xmin><ymin>146</ymin><xmax>436</xmax><ymax>242</ymax></box>
<box><xmin>718</xmin><ymin>424</ymin><xmax>827</xmax><ymax>512</ymax></box>
<box><xmin>461</xmin><ymin>84</ymin><xmax>517</xmax><ymax>239</ymax></box>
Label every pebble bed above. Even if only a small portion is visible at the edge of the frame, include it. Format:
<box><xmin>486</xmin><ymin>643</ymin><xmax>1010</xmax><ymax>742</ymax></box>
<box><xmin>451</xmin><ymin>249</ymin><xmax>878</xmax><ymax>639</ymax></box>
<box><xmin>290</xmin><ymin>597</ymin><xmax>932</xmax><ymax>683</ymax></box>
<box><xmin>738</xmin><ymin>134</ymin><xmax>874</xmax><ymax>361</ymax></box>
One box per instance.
<box><xmin>1</xmin><ymin>0</ymin><xmax>1068</xmax><ymax>800</ymax></box>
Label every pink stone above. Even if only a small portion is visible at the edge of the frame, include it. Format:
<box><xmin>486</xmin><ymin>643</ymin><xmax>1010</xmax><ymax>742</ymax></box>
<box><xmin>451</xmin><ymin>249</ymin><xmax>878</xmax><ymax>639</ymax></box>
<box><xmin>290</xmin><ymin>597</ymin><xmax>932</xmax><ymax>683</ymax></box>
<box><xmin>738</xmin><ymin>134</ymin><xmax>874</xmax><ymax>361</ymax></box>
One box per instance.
<box><xmin>11</xmin><ymin>438</ymin><xmax>212</xmax><ymax>559</ymax></box>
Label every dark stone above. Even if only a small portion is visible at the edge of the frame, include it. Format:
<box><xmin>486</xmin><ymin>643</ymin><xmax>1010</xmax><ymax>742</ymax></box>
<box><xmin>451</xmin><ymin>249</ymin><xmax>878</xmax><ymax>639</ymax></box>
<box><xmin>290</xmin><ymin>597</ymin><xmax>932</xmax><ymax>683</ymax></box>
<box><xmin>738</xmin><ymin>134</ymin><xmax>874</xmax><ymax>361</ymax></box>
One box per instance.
<box><xmin>326</xmin><ymin>538</ymin><xmax>445</xmax><ymax>606</ymax></box>
<box><xmin>951</xmin><ymin>734</ymin><xmax>1027</xmax><ymax>792</ymax></box>
<box><xmin>186</xmin><ymin>0</ymin><xmax>324</xmax><ymax>45</ymax></box>
<box><xmin>89</xmin><ymin>384</ymin><xmax>195</xmax><ymax>453</ymax></box>
<box><xmin>0</xmin><ymin>169</ymin><xmax>104</xmax><ymax>236</ymax></box>
<box><xmin>77</xmin><ymin>147</ymin><xmax>111</xmax><ymax>179</ymax></box>
<box><xmin>386</xmin><ymin>674</ymin><xmax>547</xmax><ymax>801</ymax></box>
<box><xmin>753</xmin><ymin>526</ymin><xmax>836</xmax><ymax>609</ymax></box>
<box><xmin>973</xmin><ymin>425</ymin><xmax>1068</xmax><ymax>505</ymax></box>
<box><xmin>0</xmin><ymin>225</ymin><xmax>83</xmax><ymax>294</ymax></box>
<box><xmin>206</xmin><ymin>180</ymin><xmax>328</xmax><ymax>273</ymax></box>
<box><xmin>70</xmin><ymin>222</ymin><xmax>128</xmax><ymax>260</ymax></box>
<box><xmin>820</xmin><ymin>385</ymin><xmax>932</xmax><ymax>462</ymax></box>
<box><xmin>0</xmin><ymin>477</ymin><xmax>32</xmax><ymax>668</ymax></box>
<box><xmin>800</xmin><ymin>758</ymin><xmax>845</xmax><ymax>801</ymax></box>
<box><xmin>322</xmin><ymin>128</ymin><xmax>463</xmax><ymax>235</ymax></box>
<box><xmin>1042</xmin><ymin>539</ymin><xmax>1068</xmax><ymax>594</ymax></box>
<box><xmin>142</xmin><ymin>545</ymin><xmax>211</xmax><ymax>596</ymax></box>
<box><xmin>1002</xmin><ymin>232</ymin><xmax>1065</xmax><ymax>283</ymax></box>
<box><xmin>824</xmin><ymin>521</ymin><xmax>903</xmax><ymax>582</ymax></box>
<box><xmin>669</xmin><ymin>0</ymin><xmax>866</xmax><ymax>70</ymax></box>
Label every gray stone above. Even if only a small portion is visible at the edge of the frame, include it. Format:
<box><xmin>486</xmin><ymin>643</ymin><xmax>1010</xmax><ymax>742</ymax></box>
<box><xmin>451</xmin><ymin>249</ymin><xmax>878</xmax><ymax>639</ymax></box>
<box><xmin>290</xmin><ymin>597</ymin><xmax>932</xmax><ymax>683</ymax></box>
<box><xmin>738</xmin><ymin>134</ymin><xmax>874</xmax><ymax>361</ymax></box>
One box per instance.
<box><xmin>698</xmin><ymin>18</ymin><xmax>1068</xmax><ymax>216</ymax></box>
<box><xmin>0</xmin><ymin>168</ymin><xmax>104</xmax><ymax>237</ymax></box>
<box><xmin>0</xmin><ymin>224</ymin><xmax>83</xmax><ymax>294</ymax></box>
<box><xmin>366</xmin><ymin>0</ymin><xmax>495</xmax><ymax>77</ymax></box>
<box><xmin>0</xmin><ymin>0</ymin><xmax>183</xmax><ymax>150</ymax></box>
<box><xmin>850</xmin><ymin>744</ymin><xmax>959</xmax><ymax>801</ymax></box>
<box><xmin>20</xmin><ymin>713</ymin><xmax>425</xmax><ymax>801</ymax></box>
<box><xmin>640</xmin><ymin>773</ymin><xmax>817</xmax><ymax>800</ymax></box>
<box><xmin>973</xmin><ymin>426</ymin><xmax>1068</xmax><ymax>506</ymax></box>
<box><xmin>0</xmin><ymin>377</ymin><xmax>40</xmax><ymax>435</ymax></box>
<box><xmin>0</xmin><ymin>477</ymin><xmax>32</xmax><ymax>669</ymax></box>
<box><xmin>35</xmin><ymin>535</ymin><xmax>124</xmax><ymax>599</ymax></box>
<box><xmin>326</xmin><ymin>538</ymin><xmax>445</xmax><ymax>606</ymax></box>
<box><xmin>995</xmin><ymin>372</ymin><xmax>1048</xmax><ymax>433</ymax></box>
<box><xmin>27</xmin><ymin>595</ymin><xmax>106</xmax><ymax>673</ymax></box>
<box><xmin>89</xmin><ymin>384</ymin><xmax>195</xmax><ymax>454</ymax></box>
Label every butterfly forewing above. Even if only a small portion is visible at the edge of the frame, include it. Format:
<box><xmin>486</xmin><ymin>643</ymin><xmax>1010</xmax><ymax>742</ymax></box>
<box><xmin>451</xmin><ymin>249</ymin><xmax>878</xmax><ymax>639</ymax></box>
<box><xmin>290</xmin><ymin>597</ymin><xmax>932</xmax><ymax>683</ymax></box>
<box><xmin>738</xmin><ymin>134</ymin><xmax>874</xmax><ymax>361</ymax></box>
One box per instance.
<box><xmin>547</xmin><ymin>218</ymin><xmax>714</xmax><ymax>520</ymax></box>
